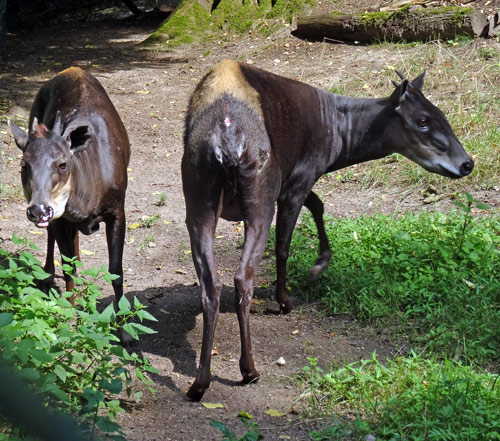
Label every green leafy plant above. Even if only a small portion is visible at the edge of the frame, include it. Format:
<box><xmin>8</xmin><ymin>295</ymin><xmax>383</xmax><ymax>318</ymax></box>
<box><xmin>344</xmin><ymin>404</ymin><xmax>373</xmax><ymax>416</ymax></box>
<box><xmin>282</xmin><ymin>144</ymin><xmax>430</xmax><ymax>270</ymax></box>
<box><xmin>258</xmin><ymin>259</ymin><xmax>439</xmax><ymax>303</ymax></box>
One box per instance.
<box><xmin>210</xmin><ymin>416</ymin><xmax>263</xmax><ymax>441</ymax></box>
<box><xmin>0</xmin><ymin>234</ymin><xmax>158</xmax><ymax>440</ymax></box>
<box><xmin>452</xmin><ymin>191</ymin><xmax>492</xmax><ymax>251</ymax></box>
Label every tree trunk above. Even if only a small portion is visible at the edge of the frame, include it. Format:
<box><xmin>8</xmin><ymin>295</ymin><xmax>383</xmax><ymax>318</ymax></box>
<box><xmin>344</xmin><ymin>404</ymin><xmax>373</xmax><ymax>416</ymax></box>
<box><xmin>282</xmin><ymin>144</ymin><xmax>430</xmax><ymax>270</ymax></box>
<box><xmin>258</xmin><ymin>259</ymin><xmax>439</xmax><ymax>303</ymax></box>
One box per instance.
<box><xmin>121</xmin><ymin>0</ymin><xmax>141</xmax><ymax>16</ymax></box>
<box><xmin>0</xmin><ymin>0</ymin><xmax>6</xmax><ymax>60</ymax></box>
<box><xmin>293</xmin><ymin>6</ymin><xmax>488</xmax><ymax>43</ymax></box>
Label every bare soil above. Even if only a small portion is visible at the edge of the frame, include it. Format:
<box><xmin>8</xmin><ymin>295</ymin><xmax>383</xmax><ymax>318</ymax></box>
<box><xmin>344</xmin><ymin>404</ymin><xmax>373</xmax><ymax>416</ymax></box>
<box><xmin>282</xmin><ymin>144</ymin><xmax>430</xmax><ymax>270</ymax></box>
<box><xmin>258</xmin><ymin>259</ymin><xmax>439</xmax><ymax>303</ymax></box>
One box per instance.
<box><xmin>0</xmin><ymin>2</ymin><xmax>498</xmax><ymax>440</ymax></box>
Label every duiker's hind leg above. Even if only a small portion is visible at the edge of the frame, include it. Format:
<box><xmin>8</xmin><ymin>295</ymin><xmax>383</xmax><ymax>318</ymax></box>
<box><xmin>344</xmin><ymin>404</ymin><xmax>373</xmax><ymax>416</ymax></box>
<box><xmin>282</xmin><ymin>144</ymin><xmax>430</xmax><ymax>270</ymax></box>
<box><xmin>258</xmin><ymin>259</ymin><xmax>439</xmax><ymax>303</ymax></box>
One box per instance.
<box><xmin>235</xmin><ymin>203</ymin><xmax>275</xmax><ymax>384</ymax></box>
<box><xmin>183</xmin><ymin>172</ymin><xmax>223</xmax><ymax>401</ymax></box>
<box><xmin>304</xmin><ymin>191</ymin><xmax>331</xmax><ymax>280</ymax></box>
<box><xmin>186</xmin><ymin>213</ymin><xmax>221</xmax><ymax>400</ymax></box>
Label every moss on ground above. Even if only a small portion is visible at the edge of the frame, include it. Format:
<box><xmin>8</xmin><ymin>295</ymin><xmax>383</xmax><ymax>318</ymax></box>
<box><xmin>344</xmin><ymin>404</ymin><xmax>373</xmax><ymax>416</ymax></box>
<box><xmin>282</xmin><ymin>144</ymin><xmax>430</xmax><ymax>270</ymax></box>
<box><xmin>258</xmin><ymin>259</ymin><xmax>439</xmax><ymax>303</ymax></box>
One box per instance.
<box><xmin>359</xmin><ymin>5</ymin><xmax>474</xmax><ymax>27</ymax></box>
<box><xmin>143</xmin><ymin>0</ymin><xmax>316</xmax><ymax>49</ymax></box>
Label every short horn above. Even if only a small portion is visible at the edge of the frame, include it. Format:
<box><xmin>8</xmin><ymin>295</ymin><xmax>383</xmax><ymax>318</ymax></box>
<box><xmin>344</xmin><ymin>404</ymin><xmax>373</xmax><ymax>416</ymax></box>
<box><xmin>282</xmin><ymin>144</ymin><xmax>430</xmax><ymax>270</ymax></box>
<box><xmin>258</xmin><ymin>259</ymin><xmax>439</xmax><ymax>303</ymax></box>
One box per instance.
<box><xmin>52</xmin><ymin>111</ymin><xmax>62</xmax><ymax>134</ymax></box>
<box><xmin>395</xmin><ymin>70</ymin><xmax>406</xmax><ymax>81</ymax></box>
<box><xmin>31</xmin><ymin>117</ymin><xmax>39</xmax><ymax>133</ymax></box>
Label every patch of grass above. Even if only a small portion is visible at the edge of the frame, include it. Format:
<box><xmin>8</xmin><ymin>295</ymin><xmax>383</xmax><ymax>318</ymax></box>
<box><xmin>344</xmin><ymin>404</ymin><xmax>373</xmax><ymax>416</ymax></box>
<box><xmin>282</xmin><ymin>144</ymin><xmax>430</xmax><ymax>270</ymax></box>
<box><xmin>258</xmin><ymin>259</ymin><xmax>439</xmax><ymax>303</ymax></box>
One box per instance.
<box><xmin>300</xmin><ymin>353</ymin><xmax>500</xmax><ymax>440</ymax></box>
<box><xmin>271</xmin><ymin>193</ymin><xmax>500</xmax><ymax>364</ymax></box>
<box><xmin>0</xmin><ymin>184</ymin><xmax>24</xmax><ymax>203</ymax></box>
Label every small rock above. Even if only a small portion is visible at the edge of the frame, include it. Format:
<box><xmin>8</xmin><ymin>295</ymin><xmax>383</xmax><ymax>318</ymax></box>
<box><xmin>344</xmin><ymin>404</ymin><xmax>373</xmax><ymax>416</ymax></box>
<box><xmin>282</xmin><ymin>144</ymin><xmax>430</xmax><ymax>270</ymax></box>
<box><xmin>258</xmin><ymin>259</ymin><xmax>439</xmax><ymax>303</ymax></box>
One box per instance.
<box><xmin>276</xmin><ymin>356</ymin><xmax>286</xmax><ymax>366</ymax></box>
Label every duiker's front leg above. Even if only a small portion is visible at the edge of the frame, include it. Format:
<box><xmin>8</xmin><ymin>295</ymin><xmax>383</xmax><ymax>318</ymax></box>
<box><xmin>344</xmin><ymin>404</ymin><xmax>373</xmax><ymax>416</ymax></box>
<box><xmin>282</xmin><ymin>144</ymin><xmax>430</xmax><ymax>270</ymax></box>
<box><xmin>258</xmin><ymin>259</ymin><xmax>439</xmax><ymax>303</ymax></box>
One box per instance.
<box><xmin>275</xmin><ymin>188</ymin><xmax>311</xmax><ymax>314</ymax></box>
<box><xmin>304</xmin><ymin>191</ymin><xmax>331</xmax><ymax>280</ymax></box>
<box><xmin>51</xmin><ymin>218</ymin><xmax>79</xmax><ymax>293</ymax></box>
<box><xmin>105</xmin><ymin>207</ymin><xmax>130</xmax><ymax>347</ymax></box>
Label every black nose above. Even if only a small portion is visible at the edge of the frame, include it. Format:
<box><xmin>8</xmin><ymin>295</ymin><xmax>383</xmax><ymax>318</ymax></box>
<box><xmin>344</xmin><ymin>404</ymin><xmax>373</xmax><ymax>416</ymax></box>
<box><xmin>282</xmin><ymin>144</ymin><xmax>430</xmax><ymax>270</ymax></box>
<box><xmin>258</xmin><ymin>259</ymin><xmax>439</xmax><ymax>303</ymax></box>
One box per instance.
<box><xmin>460</xmin><ymin>159</ymin><xmax>474</xmax><ymax>176</ymax></box>
<box><xmin>26</xmin><ymin>205</ymin><xmax>53</xmax><ymax>223</ymax></box>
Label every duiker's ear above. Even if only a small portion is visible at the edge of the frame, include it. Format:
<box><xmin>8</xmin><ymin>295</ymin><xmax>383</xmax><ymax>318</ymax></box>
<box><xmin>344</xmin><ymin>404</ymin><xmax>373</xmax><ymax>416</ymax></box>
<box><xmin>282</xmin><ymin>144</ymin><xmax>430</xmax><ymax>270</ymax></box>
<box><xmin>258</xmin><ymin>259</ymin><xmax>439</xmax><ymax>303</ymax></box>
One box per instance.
<box><xmin>64</xmin><ymin>125</ymin><xmax>93</xmax><ymax>153</ymax></box>
<box><xmin>8</xmin><ymin>120</ymin><xmax>29</xmax><ymax>151</ymax></box>
<box><xmin>390</xmin><ymin>78</ymin><xmax>409</xmax><ymax>109</ymax></box>
<box><xmin>410</xmin><ymin>70</ymin><xmax>426</xmax><ymax>91</ymax></box>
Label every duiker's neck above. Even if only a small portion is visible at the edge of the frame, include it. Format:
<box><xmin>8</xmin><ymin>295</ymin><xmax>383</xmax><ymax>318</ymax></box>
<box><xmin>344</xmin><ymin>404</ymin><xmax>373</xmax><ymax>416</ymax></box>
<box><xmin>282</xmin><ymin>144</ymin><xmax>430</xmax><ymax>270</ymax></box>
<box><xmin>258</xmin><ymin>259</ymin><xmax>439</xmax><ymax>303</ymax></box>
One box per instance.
<box><xmin>325</xmin><ymin>92</ymin><xmax>395</xmax><ymax>171</ymax></box>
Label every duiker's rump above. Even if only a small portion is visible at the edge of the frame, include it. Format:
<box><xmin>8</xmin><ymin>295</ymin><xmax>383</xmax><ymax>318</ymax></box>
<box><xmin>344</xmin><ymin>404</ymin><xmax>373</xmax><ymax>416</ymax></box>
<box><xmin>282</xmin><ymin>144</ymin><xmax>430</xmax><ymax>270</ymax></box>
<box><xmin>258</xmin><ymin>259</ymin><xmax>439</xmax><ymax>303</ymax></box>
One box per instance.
<box><xmin>182</xmin><ymin>59</ymin><xmax>474</xmax><ymax>400</ymax></box>
<box><xmin>9</xmin><ymin>67</ymin><xmax>131</xmax><ymax>344</ymax></box>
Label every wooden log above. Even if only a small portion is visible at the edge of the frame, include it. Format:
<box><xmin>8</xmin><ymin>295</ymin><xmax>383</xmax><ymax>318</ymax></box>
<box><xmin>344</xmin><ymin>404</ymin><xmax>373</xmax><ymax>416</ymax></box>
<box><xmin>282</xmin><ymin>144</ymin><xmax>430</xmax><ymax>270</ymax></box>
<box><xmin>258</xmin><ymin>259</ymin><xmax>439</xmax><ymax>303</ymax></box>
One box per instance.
<box><xmin>293</xmin><ymin>6</ymin><xmax>488</xmax><ymax>43</ymax></box>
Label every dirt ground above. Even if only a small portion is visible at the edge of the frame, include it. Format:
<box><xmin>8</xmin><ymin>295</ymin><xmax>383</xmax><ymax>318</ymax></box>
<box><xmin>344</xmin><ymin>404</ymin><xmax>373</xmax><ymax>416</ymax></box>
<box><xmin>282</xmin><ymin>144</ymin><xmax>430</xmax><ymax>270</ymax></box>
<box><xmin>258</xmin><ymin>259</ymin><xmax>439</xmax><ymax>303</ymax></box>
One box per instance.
<box><xmin>0</xmin><ymin>1</ymin><xmax>498</xmax><ymax>440</ymax></box>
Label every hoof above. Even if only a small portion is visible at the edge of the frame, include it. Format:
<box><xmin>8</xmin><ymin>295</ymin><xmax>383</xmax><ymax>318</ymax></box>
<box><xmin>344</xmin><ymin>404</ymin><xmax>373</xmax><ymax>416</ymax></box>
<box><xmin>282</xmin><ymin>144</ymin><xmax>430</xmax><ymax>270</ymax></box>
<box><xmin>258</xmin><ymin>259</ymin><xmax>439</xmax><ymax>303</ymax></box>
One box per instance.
<box><xmin>309</xmin><ymin>263</ymin><xmax>326</xmax><ymax>281</ymax></box>
<box><xmin>186</xmin><ymin>383</ymin><xmax>206</xmax><ymax>401</ymax></box>
<box><xmin>36</xmin><ymin>276</ymin><xmax>55</xmax><ymax>294</ymax></box>
<box><xmin>118</xmin><ymin>328</ymin><xmax>136</xmax><ymax>350</ymax></box>
<box><xmin>241</xmin><ymin>370</ymin><xmax>260</xmax><ymax>385</ymax></box>
<box><xmin>279</xmin><ymin>300</ymin><xmax>293</xmax><ymax>315</ymax></box>
<box><xmin>309</xmin><ymin>253</ymin><xmax>331</xmax><ymax>281</ymax></box>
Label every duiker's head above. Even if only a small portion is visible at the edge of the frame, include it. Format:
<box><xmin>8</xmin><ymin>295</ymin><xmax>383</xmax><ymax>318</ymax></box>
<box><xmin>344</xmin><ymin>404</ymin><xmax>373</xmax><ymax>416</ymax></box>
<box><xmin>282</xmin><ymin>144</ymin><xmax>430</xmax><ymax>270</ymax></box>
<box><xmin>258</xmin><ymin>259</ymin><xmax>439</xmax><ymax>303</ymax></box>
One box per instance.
<box><xmin>388</xmin><ymin>71</ymin><xmax>474</xmax><ymax>179</ymax></box>
<box><xmin>8</xmin><ymin>112</ymin><xmax>93</xmax><ymax>227</ymax></box>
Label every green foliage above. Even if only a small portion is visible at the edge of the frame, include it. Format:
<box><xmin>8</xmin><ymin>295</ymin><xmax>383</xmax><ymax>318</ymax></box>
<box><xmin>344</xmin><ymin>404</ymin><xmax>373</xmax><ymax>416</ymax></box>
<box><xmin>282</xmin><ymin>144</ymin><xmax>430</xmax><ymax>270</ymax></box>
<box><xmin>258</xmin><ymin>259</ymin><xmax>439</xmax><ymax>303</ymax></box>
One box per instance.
<box><xmin>271</xmin><ymin>194</ymin><xmax>500</xmax><ymax>364</ymax></box>
<box><xmin>0</xmin><ymin>235</ymin><xmax>158</xmax><ymax>440</ymax></box>
<box><xmin>211</xmin><ymin>416</ymin><xmax>264</xmax><ymax>441</ymax></box>
<box><xmin>301</xmin><ymin>354</ymin><xmax>500</xmax><ymax>440</ymax></box>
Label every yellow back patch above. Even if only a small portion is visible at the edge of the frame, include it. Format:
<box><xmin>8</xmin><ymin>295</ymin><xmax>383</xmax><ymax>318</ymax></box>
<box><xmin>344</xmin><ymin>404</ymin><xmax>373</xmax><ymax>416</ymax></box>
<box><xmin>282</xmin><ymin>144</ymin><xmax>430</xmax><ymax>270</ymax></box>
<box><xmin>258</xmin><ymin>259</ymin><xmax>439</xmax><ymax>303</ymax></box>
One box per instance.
<box><xmin>190</xmin><ymin>59</ymin><xmax>262</xmax><ymax>119</ymax></box>
<box><xmin>57</xmin><ymin>66</ymin><xmax>85</xmax><ymax>79</ymax></box>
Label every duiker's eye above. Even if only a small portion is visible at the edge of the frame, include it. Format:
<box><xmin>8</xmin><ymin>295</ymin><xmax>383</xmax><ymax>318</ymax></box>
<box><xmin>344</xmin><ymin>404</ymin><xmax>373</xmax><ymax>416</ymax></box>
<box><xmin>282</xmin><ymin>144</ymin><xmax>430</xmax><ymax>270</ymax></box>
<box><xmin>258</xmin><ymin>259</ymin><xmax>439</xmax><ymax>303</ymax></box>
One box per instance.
<box><xmin>417</xmin><ymin>117</ymin><xmax>430</xmax><ymax>128</ymax></box>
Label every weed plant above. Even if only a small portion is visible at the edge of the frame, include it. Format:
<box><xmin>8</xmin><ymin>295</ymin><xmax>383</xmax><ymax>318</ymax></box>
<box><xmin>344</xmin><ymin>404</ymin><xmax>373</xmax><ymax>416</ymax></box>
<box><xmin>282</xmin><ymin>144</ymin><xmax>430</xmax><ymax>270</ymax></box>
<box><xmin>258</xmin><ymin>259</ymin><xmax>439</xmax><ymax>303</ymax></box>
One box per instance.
<box><xmin>0</xmin><ymin>235</ymin><xmax>158</xmax><ymax>440</ymax></box>
<box><xmin>211</xmin><ymin>417</ymin><xmax>264</xmax><ymax>441</ymax></box>
<box><xmin>301</xmin><ymin>353</ymin><xmax>500</xmax><ymax>440</ymax></box>
<box><xmin>271</xmin><ymin>194</ymin><xmax>500</xmax><ymax>364</ymax></box>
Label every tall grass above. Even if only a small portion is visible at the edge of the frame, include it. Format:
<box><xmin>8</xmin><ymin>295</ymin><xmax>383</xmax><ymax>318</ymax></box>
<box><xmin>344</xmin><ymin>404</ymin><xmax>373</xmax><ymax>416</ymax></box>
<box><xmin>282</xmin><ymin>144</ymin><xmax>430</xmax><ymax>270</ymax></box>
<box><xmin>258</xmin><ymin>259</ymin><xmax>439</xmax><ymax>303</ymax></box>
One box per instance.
<box><xmin>300</xmin><ymin>353</ymin><xmax>500</xmax><ymax>440</ymax></box>
<box><xmin>271</xmin><ymin>195</ymin><xmax>500</xmax><ymax>365</ymax></box>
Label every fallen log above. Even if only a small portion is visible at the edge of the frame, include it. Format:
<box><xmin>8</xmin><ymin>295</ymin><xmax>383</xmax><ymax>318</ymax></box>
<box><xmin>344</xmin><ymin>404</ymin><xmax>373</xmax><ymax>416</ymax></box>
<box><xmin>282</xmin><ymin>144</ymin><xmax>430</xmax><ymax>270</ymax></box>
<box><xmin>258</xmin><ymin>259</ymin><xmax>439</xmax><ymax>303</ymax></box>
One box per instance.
<box><xmin>293</xmin><ymin>5</ymin><xmax>489</xmax><ymax>43</ymax></box>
